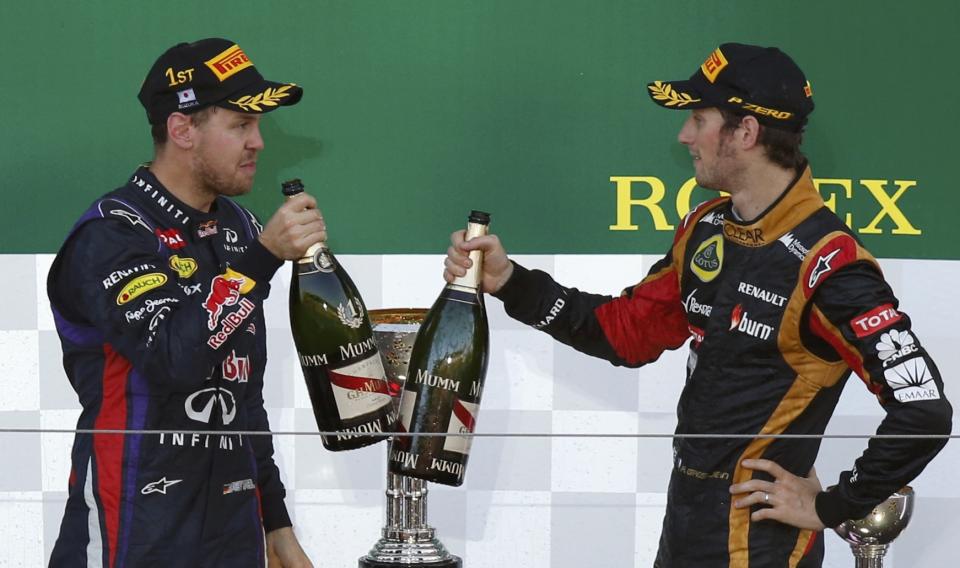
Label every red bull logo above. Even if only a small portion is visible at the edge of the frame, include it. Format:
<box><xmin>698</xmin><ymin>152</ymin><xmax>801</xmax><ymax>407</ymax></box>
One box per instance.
<box><xmin>204</xmin><ymin>275</ymin><xmax>244</xmax><ymax>331</ymax></box>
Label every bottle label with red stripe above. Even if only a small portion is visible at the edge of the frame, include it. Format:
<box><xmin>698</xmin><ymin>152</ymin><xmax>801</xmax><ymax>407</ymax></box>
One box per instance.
<box><xmin>329</xmin><ymin>352</ymin><xmax>392</xmax><ymax>419</ymax></box>
<box><xmin>443</xmin><ymin>398</ymin><xmax>478</xmax><ymax>455</ymax></box>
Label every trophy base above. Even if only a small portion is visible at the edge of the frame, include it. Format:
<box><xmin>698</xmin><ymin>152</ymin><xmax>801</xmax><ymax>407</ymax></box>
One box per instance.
<box><xmin>359</xmin><ymin>536</ymin><xmax>462</xmax><ymax>568</ymax></box>
<box><xmin>359</xmin><ymin>556</ymin><xmax>462</xmax><ymax>567</ymax></box>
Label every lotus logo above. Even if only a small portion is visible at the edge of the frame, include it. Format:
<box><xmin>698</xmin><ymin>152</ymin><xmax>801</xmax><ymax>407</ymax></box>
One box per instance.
<box><xmin>185</xmin><ymin>387</ymin><xmax>237</xmax><ymax>425</ymax></box>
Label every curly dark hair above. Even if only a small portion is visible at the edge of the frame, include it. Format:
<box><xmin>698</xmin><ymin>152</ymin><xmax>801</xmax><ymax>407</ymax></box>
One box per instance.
<box><xmin>719</xmin><ymin>108</ymin><xmax>806</xmax><ymax>171</ymax></box>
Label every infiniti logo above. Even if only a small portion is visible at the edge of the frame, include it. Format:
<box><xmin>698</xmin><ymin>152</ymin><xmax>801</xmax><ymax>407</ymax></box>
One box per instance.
<box><xmin>185</xmin><ymin>387</ymin><xmax>237</xmax><ymax>425</ymax></box>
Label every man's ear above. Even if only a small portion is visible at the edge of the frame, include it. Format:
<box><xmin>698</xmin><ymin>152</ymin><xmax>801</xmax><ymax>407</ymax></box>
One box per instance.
<box><xmin>166</xmin><ymin>112</ymin><xmax>194</xmax><ymax>149</ymax></box>
<box><xmin>738</xmin><ymin>114</ymin><xmax>762</xmax><ymax>149</ymax></box>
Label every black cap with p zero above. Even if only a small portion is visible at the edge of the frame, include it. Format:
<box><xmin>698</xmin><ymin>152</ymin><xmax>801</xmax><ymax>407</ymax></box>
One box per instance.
<box><xmin>138</xmin><ymin>37</ymin><xmax>303</xmax><ymax>125</ymax></box>
<box><xmin>646</xmin><ymin>43</ymin><xmax>814</xmax><ymax>132</ymax></box>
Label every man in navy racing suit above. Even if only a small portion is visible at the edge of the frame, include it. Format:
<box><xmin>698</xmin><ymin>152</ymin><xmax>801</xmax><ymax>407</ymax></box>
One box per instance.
<box><xmin>442</xmin><ymin>43</ymin><xmax>952</xmax><ymax>567</ymax></box>
<box><xmin>47</xmin><ymin>38</ymin><xmax>325</xmax><ymax>567</ymax></box>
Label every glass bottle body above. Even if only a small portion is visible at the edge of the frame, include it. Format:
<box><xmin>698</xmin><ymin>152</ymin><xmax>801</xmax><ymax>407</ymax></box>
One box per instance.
<box><xmin>290</xmin><ymin>245</ymin><xmax>396</xmax><ymax>451</ymax></box>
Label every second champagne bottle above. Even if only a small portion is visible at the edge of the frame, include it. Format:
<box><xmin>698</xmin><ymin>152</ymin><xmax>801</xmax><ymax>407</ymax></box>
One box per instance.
<box><xmin>389</xmin><ymin>210</ymin><xmax>491</xmax><ymax>486</ymax></box>
<box><xmin>284</xmin><ymin>179</ymin><xmax>396</xmax><ymax>451</ymax></box>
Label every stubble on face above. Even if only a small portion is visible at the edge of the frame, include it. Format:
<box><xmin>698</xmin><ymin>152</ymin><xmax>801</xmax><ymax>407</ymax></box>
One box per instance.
<box><xmin>187</xmin><ymin>108</ymin><xmax>261</xmax><ymax>199</ymax></box>
<box><xmin>696</xmin><ymin>129</ymin><xmax>745</xmax><ymax>192</ymax></box>
<box><xmin>191</xmin><ymin>143</ymin><xmax>255</xmax><ymax>198</ymax></box>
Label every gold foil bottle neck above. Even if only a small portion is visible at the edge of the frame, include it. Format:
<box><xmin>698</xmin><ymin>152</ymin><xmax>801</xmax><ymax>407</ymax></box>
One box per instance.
<box><xmin>451</xmin><ymin>220</ymin><xmax>488</xmax><ymax>291</ymax></box>
<box><xmin>298</xmin><ymin>241</ymin><xmax>328</xmax><ymax>264</ymax></box>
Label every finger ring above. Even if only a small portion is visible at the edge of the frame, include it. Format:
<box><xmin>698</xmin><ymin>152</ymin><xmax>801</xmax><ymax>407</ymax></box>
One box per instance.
<box><xmin>763</xmin><ymin>492</ymin><xmax>770</xmax><ymax>504</ymax></box>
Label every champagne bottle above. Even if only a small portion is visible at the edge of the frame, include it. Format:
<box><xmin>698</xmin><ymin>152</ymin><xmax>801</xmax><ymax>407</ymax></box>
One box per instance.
<box><xmin>389</xmin><ymin>210</ymin><xmax>491</xmax><ymax>486</ymax></box>
<box><xmin>283</xmin><ymin>179</ymin><xmax>396</xmax><ymax>451</ymax></box>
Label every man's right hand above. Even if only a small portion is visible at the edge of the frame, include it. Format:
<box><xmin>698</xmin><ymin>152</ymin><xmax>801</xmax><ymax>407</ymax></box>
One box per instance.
<box><xmin>444</xmin><ymin>230</ymin><xmax>513</xmax><ymax>294</ymax></box>
<box><xmin>258</xmin><ymin>193</ymin><xmax>327</xmax><ymax>260</ymax></box>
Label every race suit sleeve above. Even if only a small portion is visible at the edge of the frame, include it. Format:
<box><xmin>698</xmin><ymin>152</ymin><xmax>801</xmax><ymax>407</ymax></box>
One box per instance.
<box><xmin>52</xmin><ymin>217</ymin><xmax>284</xmax><ymax>391</ymax></box>
<box><xmin>808</xmin><ymin>261</ymin><xmax>953</xmax><ymax>527</ymax></box>
<box><xmin>492</xmin><ymin>250</ymin><xmax>691</xmax><ymax>367</ymax></box>
<box><xmin>246</xmin><ymin>335</ymin><xmax>292</xmax><ymax>531</ymax></box>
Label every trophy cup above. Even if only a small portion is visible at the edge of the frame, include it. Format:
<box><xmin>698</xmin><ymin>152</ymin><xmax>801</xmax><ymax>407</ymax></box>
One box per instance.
<box><xmin>833</xmin><ymin>486</ymin><xmax>914</xmax><ymax>568</ymax></box>
<box><xmin>359</xmin><ymin>308</ymin><xmax>463</xmax><ymax>568</ymax></box>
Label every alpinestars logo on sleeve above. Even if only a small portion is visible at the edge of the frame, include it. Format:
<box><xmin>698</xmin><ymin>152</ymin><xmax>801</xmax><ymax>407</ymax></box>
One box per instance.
<box><xmin>807</xmin><ymin>248</ymin><xmax>841</xmax><ymax>289</ymax></box>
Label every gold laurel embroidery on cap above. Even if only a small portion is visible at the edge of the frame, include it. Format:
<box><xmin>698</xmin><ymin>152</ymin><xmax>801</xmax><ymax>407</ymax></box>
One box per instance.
<box><xmin>648</xmin><ymin>81</ymin><xmax>700</xmax><ymax>107</ymax></box>
<box><xmin>228</xmin><ymin>84</ymin><xmax>295</xmax><ymax>112</ymax></box>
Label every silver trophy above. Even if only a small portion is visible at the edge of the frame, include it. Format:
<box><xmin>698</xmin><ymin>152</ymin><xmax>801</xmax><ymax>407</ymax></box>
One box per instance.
<box><xmin>359</xmin><ymin>308</ymin><xmax>463</xmax><ymax>568</ymax></box>
<box><xmin>833</xmin><ymin>486</ymin><xmax>914</xmax><ymax>568</ymax></box>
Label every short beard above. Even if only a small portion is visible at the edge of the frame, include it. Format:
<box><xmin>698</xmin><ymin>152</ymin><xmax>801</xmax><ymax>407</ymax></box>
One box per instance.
<box><xmin>698</xmin><ymin>132</ymin><xmax>743</xmax><ymax>191</ymax></box>
<box><xmin>191</xmin><ymin>149</ymin><xmax>252</xmax><ymax>198</ymax></box>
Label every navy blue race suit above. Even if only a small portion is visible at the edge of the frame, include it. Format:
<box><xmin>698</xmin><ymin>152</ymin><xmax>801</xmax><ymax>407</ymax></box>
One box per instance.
<box><xmin>48</xmin><ymin>166</ymin><xmax>290</xmax><ymax>567</ymax></box>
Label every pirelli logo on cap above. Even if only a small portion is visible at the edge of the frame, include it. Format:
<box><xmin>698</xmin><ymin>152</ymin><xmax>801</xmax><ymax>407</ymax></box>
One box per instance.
<box><xmin>701</xmin><ymin>48</ymin><xmax>728</xmax><ymax>83</ymax></box>
<box><xmin>205</xmin><ymin>44</ymin><xmax>254</xmax><ymax>82</ymax></box>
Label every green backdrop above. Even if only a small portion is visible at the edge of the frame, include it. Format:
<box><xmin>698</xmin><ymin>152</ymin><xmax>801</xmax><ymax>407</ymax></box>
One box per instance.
<box><xmin>2</xmin><ymin>1</ymin><xmax>955</xmax><ymax>258</ymax></box>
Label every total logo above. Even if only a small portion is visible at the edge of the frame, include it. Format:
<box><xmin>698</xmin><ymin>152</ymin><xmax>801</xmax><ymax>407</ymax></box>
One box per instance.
<box><xmin>185</xmin><ymin>387</ymin><xmax>237</xmax><ymax>425</ymax></box>
<box><xmin>222</xmin><ymin>350</ymin><xmax>250</xmax><ymax>382</ymax></box>
<box><xmin>729</xmin><ymin>304</ymin><xmax>774</xmax><ymax>340</ymax></box>
<box><xmin>851</xmin><ymin>304</ymin><xmax>902</xmax><ymax>339</ymax></box>
<box><xmin>875</xmin><ymin>329</ymin><xmax>919</xmax><ymax>368</ymax></box>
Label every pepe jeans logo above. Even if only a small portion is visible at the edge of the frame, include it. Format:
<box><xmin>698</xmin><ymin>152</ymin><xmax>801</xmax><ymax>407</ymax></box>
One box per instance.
<box><xmin>690</xmin><ymin>234</ymin><xmax>723</xmax><ymax>282</ymax></box>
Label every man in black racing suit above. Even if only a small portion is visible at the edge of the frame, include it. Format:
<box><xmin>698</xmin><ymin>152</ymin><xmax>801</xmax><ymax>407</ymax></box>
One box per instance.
<box><xmin>47</xmin><ymin>38</ymin><xmax>324</xmax><ymax>567</ymax></box>
<box><xmin>443</xmin><ymin>43</ymin><xmax>952</xmax><ymax>567</ymax></box>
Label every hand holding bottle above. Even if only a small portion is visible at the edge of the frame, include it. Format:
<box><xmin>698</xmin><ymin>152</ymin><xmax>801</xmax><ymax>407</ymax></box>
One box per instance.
<box><xmin>444</xmin><ymin>230</ymin><xmax>513</xmax><ymax>294</ymax></box>
<box><xmin>259</xmin><ymin>192</ymin><xmax>327</xmax><ymax>260</ymax></box>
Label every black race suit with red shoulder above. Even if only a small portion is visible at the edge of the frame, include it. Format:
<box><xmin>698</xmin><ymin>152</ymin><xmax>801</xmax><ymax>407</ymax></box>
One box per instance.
<box><xmin>47</xmin><ymin>166</ymin><xmax>290</xmax><ymax>567</ymax></box>
<box><xmin>494</xmin><ymin>165</ymin><xmax>951</xmax><ymax>568</ymax></box>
